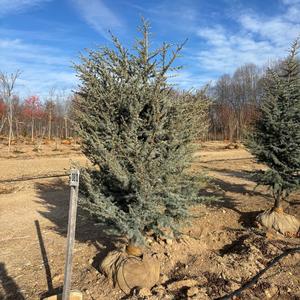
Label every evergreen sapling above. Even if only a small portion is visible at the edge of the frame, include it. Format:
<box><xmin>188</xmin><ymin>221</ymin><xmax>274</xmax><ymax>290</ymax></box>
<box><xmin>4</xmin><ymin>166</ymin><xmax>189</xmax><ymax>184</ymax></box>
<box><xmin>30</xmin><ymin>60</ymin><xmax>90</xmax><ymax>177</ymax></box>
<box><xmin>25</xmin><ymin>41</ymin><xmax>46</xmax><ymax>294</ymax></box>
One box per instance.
<box><xmin>73</xmin><ymin>21</ymin><xmax>209</xmax><ymax>245</ymax></box>
<box><xmin>247</xmin><ymin>40</ymin><xmax>300</xmax><ymax>235</ymax></box>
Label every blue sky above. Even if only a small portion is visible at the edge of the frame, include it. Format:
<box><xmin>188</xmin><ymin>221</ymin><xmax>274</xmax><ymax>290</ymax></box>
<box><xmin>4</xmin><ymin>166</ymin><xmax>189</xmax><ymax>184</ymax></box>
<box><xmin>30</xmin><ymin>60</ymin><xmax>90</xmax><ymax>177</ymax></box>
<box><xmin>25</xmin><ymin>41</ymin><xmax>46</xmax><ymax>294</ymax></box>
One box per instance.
<box><xmin>0</xmin><ymin>0</ymin><xmax>299</xmax><ymax>97</ymax></box>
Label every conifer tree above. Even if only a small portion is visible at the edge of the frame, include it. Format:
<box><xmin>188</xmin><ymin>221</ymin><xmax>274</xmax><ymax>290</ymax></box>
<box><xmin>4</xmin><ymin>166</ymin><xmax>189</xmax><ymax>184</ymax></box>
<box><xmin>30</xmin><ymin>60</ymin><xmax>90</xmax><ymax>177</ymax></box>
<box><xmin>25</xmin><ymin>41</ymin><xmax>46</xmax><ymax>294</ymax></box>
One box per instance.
<box><xmin>73</xmin><ymin>21</ymin><xmax>209</xmax><ymax>245</ymax></box>
<box><xmin>247</xmin><ymin>40</ymin><xmax>300</xmax><ymax>212</ymax></box>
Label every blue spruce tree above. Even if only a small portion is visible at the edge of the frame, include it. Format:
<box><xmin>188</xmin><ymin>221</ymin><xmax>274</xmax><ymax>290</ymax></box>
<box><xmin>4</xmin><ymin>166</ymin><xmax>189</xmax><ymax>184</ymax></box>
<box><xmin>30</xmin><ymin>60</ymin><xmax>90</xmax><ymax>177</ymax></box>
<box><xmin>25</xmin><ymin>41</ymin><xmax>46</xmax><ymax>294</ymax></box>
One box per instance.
<box><xmin>247</xmin><ymin>40</ymin><xmax>300</xmax><ymax>235</ymax></box>
<box><xmin>73</xmin><ymin>20</ymin><xmax>209</xmax><ymax>245</ymax></box>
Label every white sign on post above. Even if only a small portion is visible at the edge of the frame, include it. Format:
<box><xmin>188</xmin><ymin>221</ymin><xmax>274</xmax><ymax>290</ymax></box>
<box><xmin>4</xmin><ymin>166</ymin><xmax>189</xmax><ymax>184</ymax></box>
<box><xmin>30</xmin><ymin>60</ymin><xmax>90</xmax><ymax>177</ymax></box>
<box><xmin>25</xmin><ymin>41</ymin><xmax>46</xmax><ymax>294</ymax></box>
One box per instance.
<box><xmin>70</xmin><ymin>170</ymin><xmax>80</xmax><ymax>187</ymax></box>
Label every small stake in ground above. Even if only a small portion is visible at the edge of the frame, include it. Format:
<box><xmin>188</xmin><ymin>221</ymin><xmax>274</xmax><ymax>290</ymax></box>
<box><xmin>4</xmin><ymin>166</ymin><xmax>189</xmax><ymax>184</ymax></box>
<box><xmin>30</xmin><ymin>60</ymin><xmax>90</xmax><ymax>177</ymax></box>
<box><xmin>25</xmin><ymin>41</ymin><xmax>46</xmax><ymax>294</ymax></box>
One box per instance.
<box><xmin>62</xmin><ymin>169</ymin><xmax>81</xmax><ymax>300</ymax></box>
<box><xmin>43</xmin><ymin>169</ymin><xmax>82</xmax><ymax>300</ymax></box>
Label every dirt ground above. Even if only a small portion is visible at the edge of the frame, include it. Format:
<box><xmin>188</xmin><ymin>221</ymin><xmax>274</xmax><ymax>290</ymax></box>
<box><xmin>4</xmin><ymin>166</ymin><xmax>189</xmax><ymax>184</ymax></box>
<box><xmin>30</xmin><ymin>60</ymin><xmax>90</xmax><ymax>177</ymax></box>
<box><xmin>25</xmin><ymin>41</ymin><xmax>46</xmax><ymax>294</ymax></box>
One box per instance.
<box><xmin>0</xmin><ymin>141</ymin><xmax>299</xmax><ymax>300</ymax></box>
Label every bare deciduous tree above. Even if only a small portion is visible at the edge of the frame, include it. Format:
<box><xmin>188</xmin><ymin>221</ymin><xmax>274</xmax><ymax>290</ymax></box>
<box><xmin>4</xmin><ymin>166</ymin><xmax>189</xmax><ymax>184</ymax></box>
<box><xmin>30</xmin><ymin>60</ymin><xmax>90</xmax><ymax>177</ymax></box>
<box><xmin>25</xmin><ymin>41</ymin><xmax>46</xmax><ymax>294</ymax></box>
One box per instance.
<box><xmin>0</xmin><ymin>70</ymin><xmax>21</xmax><ymax>151</ymax></box>
<box><xmin>209</xmin><ymin>64</ymin><xmax>262</xmax><ymax>141</ymax></box>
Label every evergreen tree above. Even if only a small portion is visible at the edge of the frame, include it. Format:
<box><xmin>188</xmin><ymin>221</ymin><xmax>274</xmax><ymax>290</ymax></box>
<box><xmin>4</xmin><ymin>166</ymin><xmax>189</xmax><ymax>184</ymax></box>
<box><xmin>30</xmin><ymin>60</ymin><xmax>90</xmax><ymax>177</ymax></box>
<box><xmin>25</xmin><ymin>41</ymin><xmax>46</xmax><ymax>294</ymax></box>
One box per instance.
<box><xmin>73</xmin><ymin>21</ymin><xmax>209</xmax><ymax>245</ymax></box>
<box><xmin>247</xmin><ymin>40</ymin><xmax>300</xmax><ymax>211</ymax></box>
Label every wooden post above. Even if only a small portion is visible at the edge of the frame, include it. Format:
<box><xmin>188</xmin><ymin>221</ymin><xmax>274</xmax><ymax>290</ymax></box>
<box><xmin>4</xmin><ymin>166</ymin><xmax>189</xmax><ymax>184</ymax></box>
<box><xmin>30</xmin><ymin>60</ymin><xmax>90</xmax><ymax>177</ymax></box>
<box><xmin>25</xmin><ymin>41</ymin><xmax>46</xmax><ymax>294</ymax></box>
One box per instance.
<box><xmin>62</xmin><ymin>169</ymin><xmax>80</xmax><ymax>300</ymax></box>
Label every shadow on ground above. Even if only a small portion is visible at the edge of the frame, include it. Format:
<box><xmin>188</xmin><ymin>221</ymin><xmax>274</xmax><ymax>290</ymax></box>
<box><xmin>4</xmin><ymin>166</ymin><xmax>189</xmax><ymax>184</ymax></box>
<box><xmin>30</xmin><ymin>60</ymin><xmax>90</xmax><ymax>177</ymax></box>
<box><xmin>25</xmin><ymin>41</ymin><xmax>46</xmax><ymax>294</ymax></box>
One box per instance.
<box><xmin>199</xmin><ymin>176</ymin><xmax>266</xmax><ymax>229</ymax></box>
<box><xmin>201</xmin><ymin>165</ymin><xmax>254</xmax><ymax>181</ymax></box>
<box><xmin>202</xmin><ymin>174</ymin><xmax>300</xmax><ymax>225</ymax></box>
<box><xmin>35</xmin><ymin>178</ymin><xmax>121</xmax><ymax>246</ymax></box>
<box><xmin>0</xmin><ymin>262</ymin><xmax>25</xmax><ymax>300</ymax></box>
<box><xmin>34</xmin><ymin>179</ymin><xmax>123</xmax><ymax>296</ymax></box>
<box><xmin>201</xmin><ymin>165</ymin><xmax>271</xmax><ymax>198</ymax></box>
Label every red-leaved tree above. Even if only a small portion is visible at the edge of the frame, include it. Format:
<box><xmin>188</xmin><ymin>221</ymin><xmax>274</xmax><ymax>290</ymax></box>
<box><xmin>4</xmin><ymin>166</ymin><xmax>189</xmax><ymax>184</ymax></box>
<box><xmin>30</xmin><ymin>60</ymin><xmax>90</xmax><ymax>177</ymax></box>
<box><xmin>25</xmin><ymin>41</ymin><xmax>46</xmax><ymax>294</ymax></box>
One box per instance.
<box><xmin>23</xmin><ymin>96</ymin><xmax>43</xmax><ymax>141</ymax></box>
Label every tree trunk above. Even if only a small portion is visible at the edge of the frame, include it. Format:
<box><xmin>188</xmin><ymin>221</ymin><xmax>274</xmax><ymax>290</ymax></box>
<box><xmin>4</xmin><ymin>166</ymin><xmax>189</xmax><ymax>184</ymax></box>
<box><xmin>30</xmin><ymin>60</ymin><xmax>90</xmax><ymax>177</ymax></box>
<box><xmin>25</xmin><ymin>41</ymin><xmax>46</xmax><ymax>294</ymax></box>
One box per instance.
<box><xmin>48</xmin><ymin>110</ymin><xmax>52</xmax><ymax>140</ymax></box>
<box><xmin>31</xmin><ymin>117</ymin><xmax>34</xmax><ymax>142</ymax></box>
<box><xmin>64</xmin><ymin>117</ymin><xmax>68</xmax><ymax>139</ymax></box>
<box><xmin>8</xmin><ymin>100</ymin><xmax>13</xmax><ymax>152</ymax></box>
<box><xmin>15</xmin><ymin>119</ymin><xmax>19</xmax><ymax>140</ymax></box>
<box><xmin>126</xmin><ymin>243</ymin><xmax>143</xmax><ymax>256</ymax></box>
<box><xmin>214</xmin><ymin>126</ymin><xmax>217</xmax><ymax>141</ymax></box>
<box><xmin>0</xmin><ymin>117</ymin><xmax>6</xmax><ymax>135</ymax></box>
<box><xmin>274</xmin><ymin>198</ymin><xmax>282</xmax><ymax>209</ymax></box>
<box><xmin>273</xmin><ymin>194</ymin><xmax>283</xmax><ymax>213</ymax></box>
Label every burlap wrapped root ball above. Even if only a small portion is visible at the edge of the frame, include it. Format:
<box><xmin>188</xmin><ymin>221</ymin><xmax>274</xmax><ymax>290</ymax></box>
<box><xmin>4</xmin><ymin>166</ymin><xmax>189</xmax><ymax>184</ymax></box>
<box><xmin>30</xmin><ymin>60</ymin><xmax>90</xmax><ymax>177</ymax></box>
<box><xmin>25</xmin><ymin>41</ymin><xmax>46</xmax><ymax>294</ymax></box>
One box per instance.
<box><xmin>100</xmin><ymin>249</ymin><xmax>160</xmax><ymax>294</ymax></box>
<box><xmin>256</xmin><ymin>208</ymin><xmax>300</xmax><ymax>237</ymax></box>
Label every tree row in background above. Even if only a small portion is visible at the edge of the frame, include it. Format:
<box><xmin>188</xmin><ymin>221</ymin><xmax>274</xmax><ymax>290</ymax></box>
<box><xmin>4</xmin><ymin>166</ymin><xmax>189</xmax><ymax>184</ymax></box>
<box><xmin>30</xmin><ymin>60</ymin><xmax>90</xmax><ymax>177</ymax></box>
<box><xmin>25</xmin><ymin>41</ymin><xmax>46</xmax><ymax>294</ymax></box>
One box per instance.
<box><xmin>0</xmin><ymin>86</ymin><xmax>75</xmax><ymax>145</ymax></box>
<box><xmin>0</xmin><ymin>60</ymin><xmax>294</xmax><ymax>146</ymax></box>
<box><xmin>208</xmin><ymin>63</ymin><xmax>264</xmax><ymax>141</ymax></box>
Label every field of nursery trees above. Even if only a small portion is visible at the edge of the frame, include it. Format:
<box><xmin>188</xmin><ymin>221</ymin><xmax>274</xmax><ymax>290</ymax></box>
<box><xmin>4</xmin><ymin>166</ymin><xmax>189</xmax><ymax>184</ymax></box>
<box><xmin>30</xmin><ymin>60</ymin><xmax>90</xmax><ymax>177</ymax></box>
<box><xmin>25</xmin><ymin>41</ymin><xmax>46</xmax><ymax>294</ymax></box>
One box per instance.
<box><xmin>0</xmin><ymin>2</ymin><xmax>300</xmax><ymax>300</ymax></box>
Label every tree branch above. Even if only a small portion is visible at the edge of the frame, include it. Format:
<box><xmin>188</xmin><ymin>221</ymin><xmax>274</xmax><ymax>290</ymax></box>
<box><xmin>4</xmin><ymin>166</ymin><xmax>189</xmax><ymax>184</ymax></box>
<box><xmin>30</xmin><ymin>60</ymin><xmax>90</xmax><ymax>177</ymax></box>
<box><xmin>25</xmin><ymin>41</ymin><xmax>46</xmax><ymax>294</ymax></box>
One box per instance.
<box><xmin>215</xmin><ymin>247</ymin><xmax>300</xmax><ymax>300</ymax></box>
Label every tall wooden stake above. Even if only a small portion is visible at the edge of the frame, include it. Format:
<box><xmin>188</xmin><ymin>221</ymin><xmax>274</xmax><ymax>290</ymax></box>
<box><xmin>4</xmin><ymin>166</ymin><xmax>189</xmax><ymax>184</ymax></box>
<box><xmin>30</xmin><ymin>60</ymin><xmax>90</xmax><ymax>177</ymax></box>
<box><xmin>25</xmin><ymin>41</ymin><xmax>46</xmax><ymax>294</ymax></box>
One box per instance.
<box><xmin>62</xmin><ymin>169</ymin><xmax>80</xmax><ymax>300</ymax></box>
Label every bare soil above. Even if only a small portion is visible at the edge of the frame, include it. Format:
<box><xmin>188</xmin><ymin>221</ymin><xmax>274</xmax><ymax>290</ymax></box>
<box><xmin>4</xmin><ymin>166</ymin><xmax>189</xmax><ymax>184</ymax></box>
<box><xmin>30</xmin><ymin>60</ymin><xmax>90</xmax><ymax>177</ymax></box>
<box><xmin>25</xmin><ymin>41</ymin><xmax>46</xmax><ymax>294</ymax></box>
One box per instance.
<box><xmin>0</xmin><ymin>141</ymin><xmax>299</xmax><ymax>300</ymax></box>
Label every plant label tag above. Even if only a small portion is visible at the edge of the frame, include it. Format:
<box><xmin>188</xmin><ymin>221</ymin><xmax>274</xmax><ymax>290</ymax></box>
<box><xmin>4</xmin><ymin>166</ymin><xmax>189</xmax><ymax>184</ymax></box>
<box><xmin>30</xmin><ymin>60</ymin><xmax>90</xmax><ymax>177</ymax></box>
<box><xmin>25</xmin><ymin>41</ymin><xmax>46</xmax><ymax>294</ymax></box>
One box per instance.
<box><xmin>70</xmin><ymin>169</ymin><xmax>80</xmax><ymax>187</ymax></box>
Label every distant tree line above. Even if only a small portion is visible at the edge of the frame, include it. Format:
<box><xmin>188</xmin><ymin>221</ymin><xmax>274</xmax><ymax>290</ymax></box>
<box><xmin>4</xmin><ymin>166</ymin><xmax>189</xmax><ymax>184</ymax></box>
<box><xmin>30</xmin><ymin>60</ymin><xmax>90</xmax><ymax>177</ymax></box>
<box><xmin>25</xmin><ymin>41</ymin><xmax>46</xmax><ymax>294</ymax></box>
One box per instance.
<box><xmin>0</xmin><ymin>73</ymin><xmax>75</xmax><ymax>147</ymax></box>
<box><xmin>1</xmin><ymin>58</ymin><xmax>296</xmax><ymax>147</ymax></box>
<box><xmin>207</xmin><ymin>63</ymin><xmax>264</xmax><ymax>141</ymax></box>
<box><xmin>207</xmin><ymin>58</ymin><xmax>300</xmax><ymax>141</ymax></box>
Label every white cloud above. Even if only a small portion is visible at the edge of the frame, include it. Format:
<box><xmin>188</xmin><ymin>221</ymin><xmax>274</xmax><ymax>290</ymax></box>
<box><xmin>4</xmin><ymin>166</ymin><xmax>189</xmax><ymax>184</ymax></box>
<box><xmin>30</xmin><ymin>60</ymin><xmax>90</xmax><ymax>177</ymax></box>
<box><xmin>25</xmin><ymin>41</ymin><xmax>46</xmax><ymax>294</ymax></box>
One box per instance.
<box><xmin>239</xmin><ymin>15</ymin><xmax>300</xmax><ymax>47</ymax></box>
<box><xmin>281</xmin><ymin>0</ymin><xmax>300</xmax><ymax>4</ymax></box>
<box><xmin>0</xmin><ymin>38</ymin><xmax>77</xmax><ymax>97</ymax></box>
<box><xmin>282</xmin><ymin>0</ymin><xmax>300</xmax><ymax>23</ymax></box>
<box><xmin>71</xmin><ymin>0</ymin><xmax>124</xmax><ymax>39</ymax></box>
<box><xmin>127</xmin><ymin>1</ymin><xmax>198</xmax><ymax>35</ymax></box>
<box><xmin>196</xmin><ymin>27</ymin><xmax>275</xmax><ymax>73</ymax></box>
<box><xmin>238</xmin><ymin>1</ymin><xmax>300</xmax><ymax>46</ymax></box>
<box><xmin>168</xmin><ymin>70</ymin><xmax>214</xmax><ymax>90</ymax></box>
<box><xmin>195</xmin><ymin>1</ymin><xmax>300</xmax><ymax>74</ymax></box>
<box><xmin>0</xmin><ymin>38</ymin><xmax>70</xmax><ymax>66</ymax></box>
<box><xmin>0</xmin><ymin>0</ymin><xmax>51</xmax><ymax>17</ymax></box>
<box><xmin>17</xmin><ymin>71</ymin><xmax>77</xmax><ymax>98</ymax></box>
